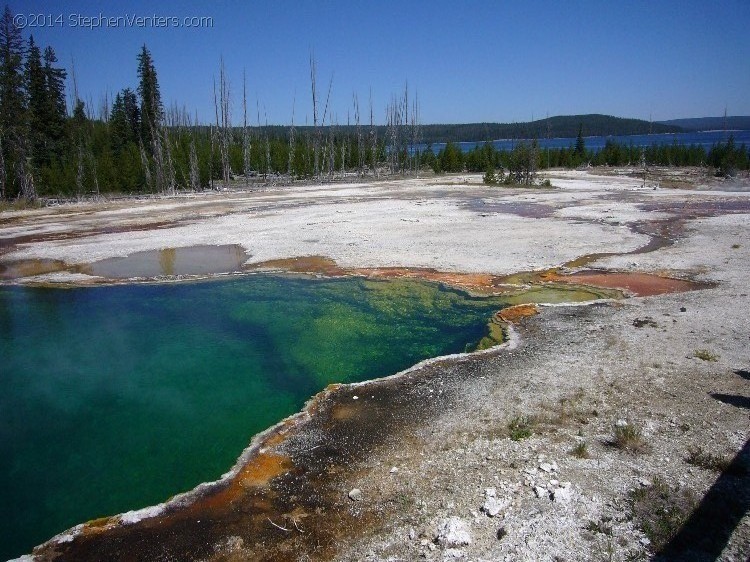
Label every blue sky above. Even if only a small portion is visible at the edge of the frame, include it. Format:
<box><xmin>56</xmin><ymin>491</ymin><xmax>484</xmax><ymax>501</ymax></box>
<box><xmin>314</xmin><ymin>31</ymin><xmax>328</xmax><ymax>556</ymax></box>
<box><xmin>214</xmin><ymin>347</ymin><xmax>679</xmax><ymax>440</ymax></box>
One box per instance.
<box><xmin>17</xmin><ymin>0</ymin><xmax>750</xmax><ymax>125</ymax></box>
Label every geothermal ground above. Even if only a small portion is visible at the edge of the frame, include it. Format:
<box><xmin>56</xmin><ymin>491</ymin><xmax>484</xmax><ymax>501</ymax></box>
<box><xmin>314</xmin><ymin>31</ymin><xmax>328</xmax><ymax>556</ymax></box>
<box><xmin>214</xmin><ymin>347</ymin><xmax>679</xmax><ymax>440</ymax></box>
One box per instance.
<box><xmin>2</xmin><ymin>168</ymin><xmax>749</xmax><ymax>561</ymax></box>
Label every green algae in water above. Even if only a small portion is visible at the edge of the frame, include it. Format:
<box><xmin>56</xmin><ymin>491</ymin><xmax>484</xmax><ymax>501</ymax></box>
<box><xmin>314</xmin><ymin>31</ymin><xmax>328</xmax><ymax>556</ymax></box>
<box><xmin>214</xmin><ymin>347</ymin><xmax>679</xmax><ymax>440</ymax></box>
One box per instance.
<box><xmin>0</xmin><ymin>275</ymin><xmax>509</xmax><ymax>560</ymax></box>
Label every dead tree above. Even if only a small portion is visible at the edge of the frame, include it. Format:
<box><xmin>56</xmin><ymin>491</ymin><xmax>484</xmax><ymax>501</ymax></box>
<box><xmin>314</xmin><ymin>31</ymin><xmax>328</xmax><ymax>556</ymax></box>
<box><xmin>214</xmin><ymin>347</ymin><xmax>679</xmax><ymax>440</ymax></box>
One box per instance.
<box><xmin>353</xmin><ymin>93</ymin><xmax>364</xmax><ymax>176</ymax></box>
<box><xmin>411</xmin><ymin>91</ymin><xmax>421</xmax><ymax>177</ymax></box>
<box><xmin>0</xmin><ymin>132</ymin><xmax>5</xmax><ymax>200</ymax></box>
<box><xmin>309</xmin><ymin>52</ymin><xmax>319</xmax><ymax>179</ymax></box>
<box><xmin>139</xmin><ymin>139</ymin><xmax>153</xmax><ymax>192</ymax></box>
<box><xmin>386</xmin><ymin>95</ymin><xmax>401</xmax><ymax>175</ymax></box>
<box><xmin>369</xmin><ymin>88</ymin><xmax>378</xmax><ymax>177</ymax></box>
<box><xmin>341</xmin><ymin>111</ymin><xmax>348</xmax><ymax>179</ymax></box>
<box><xmin>402</xmin><ymin>82</ymin><xmax>409</xmax><ymax>174</ymax></box>
<box><xmin>21</xmin><ymin>170</ymin><xmax>36</xmax><ymax>202</ymax></box>
<box><xmin>189</xmin><ymin>138</ymin><xmax>200</xmax><ymax>191</ymax></box>
<box><xmin>213</xmin><ymin>61</ymin><xmax>231</xmax><ymax>190</ymax></box>
<box><xmin>218</xmin><ymin>58</ymin><xmax>231</xmax><ymax>189</ymax></box>
<box><xmin>321</xmin><ymin>75</ymin><xmax>333</xmax><ymax>180</ymax></box>
<box><xmin>264</xmin><ymin>108</ymin><xmax>271</xmax><ymax>182</ymax></box>
<box><xmin>288</xmin><ymin>93</ymin><xmax>296</xmax><ymax>179</ymax></box>
<box><xmin>243</xmin><ymin>69</ymin><xmax>251</xmax><ymax>186</ymax></box>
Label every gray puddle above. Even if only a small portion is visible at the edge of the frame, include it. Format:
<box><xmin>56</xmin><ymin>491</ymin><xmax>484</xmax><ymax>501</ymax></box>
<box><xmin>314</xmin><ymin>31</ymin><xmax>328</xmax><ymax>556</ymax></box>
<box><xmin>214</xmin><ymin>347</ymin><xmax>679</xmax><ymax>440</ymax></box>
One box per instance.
<box><xmin>85</xmin><ymin>244</ymin><xmax>250</xmax><ymax>278</ymax></box>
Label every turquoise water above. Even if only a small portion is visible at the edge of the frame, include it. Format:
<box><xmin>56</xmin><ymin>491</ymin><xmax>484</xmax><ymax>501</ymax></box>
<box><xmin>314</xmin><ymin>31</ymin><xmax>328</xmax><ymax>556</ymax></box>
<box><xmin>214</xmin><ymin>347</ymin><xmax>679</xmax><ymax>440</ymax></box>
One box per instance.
<box><xmin>0</xmin><ymin>275</ymin><xmax>508</xmax><ymax>560</ymax></box>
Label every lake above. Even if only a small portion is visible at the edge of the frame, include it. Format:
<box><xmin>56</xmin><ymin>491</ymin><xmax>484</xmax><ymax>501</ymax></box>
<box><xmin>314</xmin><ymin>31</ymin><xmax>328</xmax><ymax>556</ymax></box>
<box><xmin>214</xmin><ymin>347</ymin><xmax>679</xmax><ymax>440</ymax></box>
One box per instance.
<box><xmin>425</xmin><ymin>129</ymin><xmax>750</xmax><ymax>153</ymax></box>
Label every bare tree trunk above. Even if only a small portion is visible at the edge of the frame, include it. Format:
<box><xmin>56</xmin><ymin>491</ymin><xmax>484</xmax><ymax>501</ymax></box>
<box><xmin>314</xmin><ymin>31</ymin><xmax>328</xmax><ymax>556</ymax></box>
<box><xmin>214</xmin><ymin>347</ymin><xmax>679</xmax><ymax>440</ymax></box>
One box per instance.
<box><xmin>88</xmin><ymin>145</ymin><xmax>100</xmax><ymax>197</ymax></box>
<box><xmin>218</xmin><ymin>58</ymin><xmax>231</xmax><ymax>189</ymax></box>
<box><xmin>17</xmin><ymin>136</ymin><xmax>35</xmax><ymax>202</ymax></box>
<box><xmin>406</xmin><ymin>82</ymin><xmax>409</xmax><ymax>174</ymax></box>
<box><xmin>411</xmin><ymin>91</ymin><xmax>420</xmax><ymax>177</ymax></box>
<box><xmin>309</xmin><ymin>52</ymin><xmax>319</xmax><ymax>179</ymax></box>
<box><xmin>189</xmin><ymin>137</ymin><xmax>200</xmax><ymax>191</ymax></box>
<box><xmin>321</xmin><ymin>75</ymin><xmax>333</xmax><ymax>181</ymax></box>
<box><xmin>264</xmin><ymin>109</ymin><xmax>271</xmax><ymax>183</ymax></box>
<box><xmin>243</xmin><ymin>69</ymin><xmax>251</xmax><ymax>187</ymax></box>
<box><xmin>288</xmin><ymin>93</ymin><xmax>296</xmax><ymax>179</ymax></box>
<box><xmin>369</xmin><ymin>88</ymin><xmax>377</xmax><ymax>178</ymax></box>
<box><xmin>0</xmin><ymin>132</ymin><xmax>7</xmax><ymax>200</ymax></box>
<box><xmin>162</xmin><ymin>126</ymin><xmax>176</xmax><ymax>193</ymax></box>
<box><xmin>327</xmin><ymin>116</ymin><xmax>335</xmax><ymax>180</ymax></box>
<box><xmin>353</xmin><ymin>93</ymin><xmax>363</xmax><ymax>177</ymax></box>
<box><xmin>212</xmin><ymin>78</ymin><xmax>220</xmax><ymax>190</ymax></box>
<box><xmin>21</xmin><ymin>170</ymin><xmax>36</xmax><ymax>202</ymax></box>
<box><xmin>76</xmin><ymin>143</ymin><xmax>85</xmax><ymax>198</ymax></box>
<box><xmin>149</xmin><ymin>118</ymin><xmax>166</xmax><ymax>192</ymax></box>
<box><xmin>139</xmin><ymin>140</ymin><xmax>153</xmax><ymax>193</ymax></box>
<box><xmin>341</xmin><ymin>111</ymin><xmax>348</xmax><ymax>179</ymax></box>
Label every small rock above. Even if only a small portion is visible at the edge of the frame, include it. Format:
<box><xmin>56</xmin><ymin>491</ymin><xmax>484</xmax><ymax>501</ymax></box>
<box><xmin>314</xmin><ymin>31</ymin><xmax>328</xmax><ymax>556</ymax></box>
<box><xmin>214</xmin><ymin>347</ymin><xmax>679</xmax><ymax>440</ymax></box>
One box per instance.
<box><xmin>409</xmin><ymin>528</ymin><xmax>416</xmax><ymax>540</ymax></box>
<box><xmin>436</xmin><ymin>517</ymin><xmax>472</xmax><ymax>547</ymax></box>
<box><xmin>484</xmin><ymin>487</ymin><xmax>497</xmax><ymax>499</ymax></box>
<box><xmin>352</xmin><ymin>395</ymin><xmax>359</xmax><ymax>400</ymax></box>
<box><xmin>534</xmin><ymin>486</ymin><xmax>548</xmax><ymax>499</ymax></box>
<box><xmin>549</xmin><ymin>479</ymin><xmax>559</xmax><ymax>488</ymax></box>
<box><xmin>539</xmin><ymin>462</ymin><xmax>556</xmax><ymax>473</ymax></box>
<box><xmin>680</xmin><ymin>307</ymin><xmax>687</xmax><ymax>312</ymax></box>
<box><xmin>443</xmin><ymin>548</ymin><xmax>465</xmax><ymax>559</ymax></box>
<box><xmin>640</xmin><ymin>537</ymin><xmax>651</xmax><ymax>546</ymax></box>
<box><xmin>390</xmin><ymin>466</ymin><xmax>399</xmax><ymax>474</ymax></box>
<box><xmin>638</xmin><ymin>477</ymin><xmax>652</xmax><ymax>487</ymax></box>
<box><xmin>615</xmin><ymin>419</ymin><xmax>628</xmax><ymax>427</ymax></box>
<box><xmin>552</xmin><ymin>485</ymin><xmax>572</xmax><ymax>503</ymax></box>
<box><xmin>482</xmin><ymin>497</ymin><xmax>504</xmax><ymax>517</ymax></box>
<box><xmin>348</xmin><ymin>488</ymin><xmax>362</xmax><ymax>501</ymax></box>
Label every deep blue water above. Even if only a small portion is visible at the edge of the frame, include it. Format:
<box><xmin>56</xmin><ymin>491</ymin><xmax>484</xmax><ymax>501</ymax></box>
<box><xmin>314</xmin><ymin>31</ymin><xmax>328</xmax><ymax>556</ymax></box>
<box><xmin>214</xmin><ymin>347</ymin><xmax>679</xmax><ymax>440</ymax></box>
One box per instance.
<box><xmin>423</xmin><ymin>130</ymin><xmax>750</xmax><ymax>154</ymax></box>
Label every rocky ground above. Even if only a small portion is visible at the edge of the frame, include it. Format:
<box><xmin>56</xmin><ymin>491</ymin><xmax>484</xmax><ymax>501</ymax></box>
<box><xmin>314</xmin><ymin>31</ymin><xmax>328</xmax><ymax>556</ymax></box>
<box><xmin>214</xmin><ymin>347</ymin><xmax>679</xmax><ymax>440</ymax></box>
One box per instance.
<box><xmin>3</xmin><ymin>168</ymin><xmax>749</xmax><ymax>561</ymax></box>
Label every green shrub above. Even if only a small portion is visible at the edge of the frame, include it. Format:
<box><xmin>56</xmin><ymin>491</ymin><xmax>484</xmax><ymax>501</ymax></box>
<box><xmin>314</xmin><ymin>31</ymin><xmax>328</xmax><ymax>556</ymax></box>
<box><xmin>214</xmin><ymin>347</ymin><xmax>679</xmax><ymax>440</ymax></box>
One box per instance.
<box><xmin>508</xmin><ymin>416</ymin><xmax>535</xmax><ymax>441</ymax></box>
<box><xmin>612</xmin><ymin>422</ymin><xmax>647</xmax><ymax>453</ymax></box>
<box><xmin>693</xmin><ymin>349</ymin><xmax>718</xmax><ymax>362</ymax></box>
<box><xmin>571</xmin><ymin>441</ymin><xmax>589</xmax><ymax>458</ymax></box>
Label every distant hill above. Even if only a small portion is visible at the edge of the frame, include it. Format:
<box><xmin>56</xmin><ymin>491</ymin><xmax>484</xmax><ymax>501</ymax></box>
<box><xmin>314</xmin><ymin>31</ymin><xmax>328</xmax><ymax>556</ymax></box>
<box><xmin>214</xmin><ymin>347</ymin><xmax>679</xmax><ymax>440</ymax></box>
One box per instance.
<box><xmin>415</xmin><ymin>114</ymin><xmax>683</xmax><ymax>144</ymax></box>
<box><xmin>658</xmin><ymin>116</ymin><xmax>750</xmax><ymax>131</ymax></box>
<box><xmin>234</xmin><ymin>114</ymin><xmax>683</xmax><ymax>144</ymax></box>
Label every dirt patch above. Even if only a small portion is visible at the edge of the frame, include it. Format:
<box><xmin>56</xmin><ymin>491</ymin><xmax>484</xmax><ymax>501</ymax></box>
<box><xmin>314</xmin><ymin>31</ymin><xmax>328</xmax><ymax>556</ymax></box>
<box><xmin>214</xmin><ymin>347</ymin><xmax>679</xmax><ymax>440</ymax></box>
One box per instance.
<box><xmin>0</xmin><ymin>258</ymin><xmax>69</xmax><ymax>280</ymax></box>
<box><xmin>498</xmin><ymin>303</ymin><xmax>540</xmax><ymax>323</ymax></box>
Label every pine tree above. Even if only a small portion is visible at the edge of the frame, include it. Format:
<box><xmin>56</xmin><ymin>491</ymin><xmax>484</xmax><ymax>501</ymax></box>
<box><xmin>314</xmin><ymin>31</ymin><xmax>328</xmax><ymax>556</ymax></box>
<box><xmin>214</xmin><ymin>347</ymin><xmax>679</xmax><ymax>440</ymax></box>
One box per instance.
<box><xmin>575</xmin><ymin>123</ymin><xmax>585</xmax><ymax>157</ymax></box>
<box><xmin>25</xmin><ymin>35</ymin><xmax>46</xmax><ymax>168</ymax></box>
<box><xmin>137</xmin><ymin>45</ymin><xmax>162</xmax><ymax>150</ymax></box>
<box><xmin>42</xmin><ymin>46</ymin><xmax>67</xmax><ymax>158</ymax></box>
<box><xmin>0</xmin><ymin>5</ymin><xmax>27</xmax><ymax>198</ymax></box>
<box><xmin>109</xmin><ymin>92</ymin><xmax>127</xmax><ymax>153</ymax></box>
<box><xmin>110</xmin><ymin>88</ymin><xmax>140</xmax><ymax>154</ymax></box>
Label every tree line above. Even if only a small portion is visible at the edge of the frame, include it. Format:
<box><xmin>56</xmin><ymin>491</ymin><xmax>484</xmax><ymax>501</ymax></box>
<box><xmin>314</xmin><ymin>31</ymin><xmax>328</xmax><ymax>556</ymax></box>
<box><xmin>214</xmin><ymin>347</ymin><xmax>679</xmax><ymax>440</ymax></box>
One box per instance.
<box><xmin>0</xmin><ymin>6</ymin><xmax>425</xmax><ymax>200</ymax></box>
<box><xmin>431</xmin><ymin>128</ymin><xmax>749</xmax><ymax>186</ymax></box>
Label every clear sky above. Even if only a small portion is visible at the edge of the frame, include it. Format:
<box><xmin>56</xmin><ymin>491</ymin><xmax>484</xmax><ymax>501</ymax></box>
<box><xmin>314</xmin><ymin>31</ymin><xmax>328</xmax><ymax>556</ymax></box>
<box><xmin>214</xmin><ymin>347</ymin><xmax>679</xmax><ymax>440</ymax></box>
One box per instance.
<box><xmin>16</xmin><ymin>0</ymin><xmax>750</xmax><ymax>125</ymax></box>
